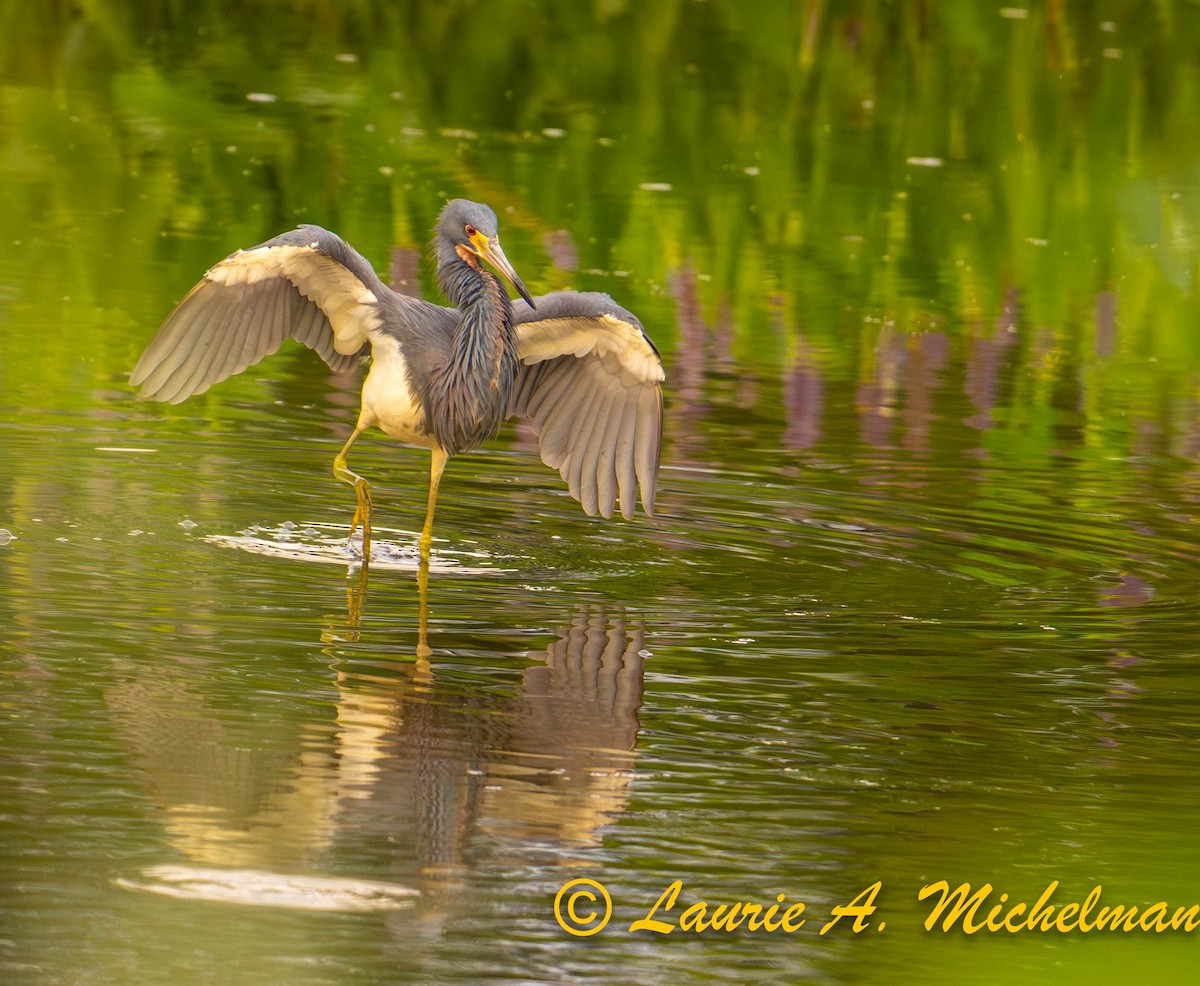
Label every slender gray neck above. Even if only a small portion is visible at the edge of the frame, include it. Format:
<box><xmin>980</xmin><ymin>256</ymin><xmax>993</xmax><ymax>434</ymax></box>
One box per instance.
<box><xmin>427</xmin><ymin>250</ymin><xmax>520</xmax><ymax>455</ymax></box>
<box><xmin>437</xmin><ymin>247</ymin><xmax>491</xmax><ymax>310</ymax></box>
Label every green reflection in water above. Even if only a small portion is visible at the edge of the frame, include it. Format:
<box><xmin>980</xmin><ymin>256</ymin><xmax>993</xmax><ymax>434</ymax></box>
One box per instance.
<box><xmin>2</xmin><ymin>2</ymin><xmax>1200</xmax><ymax>985</ymax></box>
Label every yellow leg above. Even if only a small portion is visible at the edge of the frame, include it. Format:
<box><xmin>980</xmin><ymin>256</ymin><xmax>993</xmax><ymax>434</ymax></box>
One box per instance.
<box><xmin>419</xmin><ymin>448</ymin><xmax>449</xmax><ymax>563</ymax></box>
<box><xmin>333</xmin><ymin>425</ymin><xmax>372</xmax><ymax>560</ymax></box>
<box><xmin>415</xmin><ymin>560</ymin><xmax>431</xmax><ymax>660</ymax></box>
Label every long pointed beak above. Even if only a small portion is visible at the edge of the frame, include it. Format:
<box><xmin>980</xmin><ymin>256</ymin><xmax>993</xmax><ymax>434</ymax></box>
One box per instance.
<box><xmin>478</xmin><ymin>236</ymin><xmax>536</xmax><ymax>309</ymax></box>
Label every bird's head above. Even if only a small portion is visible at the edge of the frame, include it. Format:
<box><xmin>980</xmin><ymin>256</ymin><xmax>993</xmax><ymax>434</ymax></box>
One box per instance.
<box><xmin>436</xmin><ymin>199</ymin><xmax>535</xmax><ymax>308</ymax></box>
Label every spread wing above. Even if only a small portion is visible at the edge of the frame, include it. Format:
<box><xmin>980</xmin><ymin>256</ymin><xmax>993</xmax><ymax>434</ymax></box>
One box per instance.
<box><xmin>508</xmin><ymin>292</ymin><xmax>665</xmax><ymax>520</ymax></box>
<box><xmin>131</xmin><ymin>226</ymin><xmax>388</xmax><ymax>404</ymax></box>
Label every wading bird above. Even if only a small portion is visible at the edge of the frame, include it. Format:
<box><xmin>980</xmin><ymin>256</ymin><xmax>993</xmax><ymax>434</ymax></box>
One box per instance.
<box><xmin>131</xmin><ymin>199</ymin><xmax>664</xmax><ymax>562</ymax></box>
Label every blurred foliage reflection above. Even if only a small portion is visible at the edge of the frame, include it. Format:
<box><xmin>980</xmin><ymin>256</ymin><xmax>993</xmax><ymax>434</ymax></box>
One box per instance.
<box><xmin>4</xmin><ymin>1</ymin><xmax>1200</xmax><ymax>388</ymax></box>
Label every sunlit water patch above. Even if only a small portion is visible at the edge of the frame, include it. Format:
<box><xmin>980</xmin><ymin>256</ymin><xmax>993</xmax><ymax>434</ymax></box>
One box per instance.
<box><xmin>206</xmin><ymin>521</ymin><xmax>520</xmax><ymax>574</ymax></box>
<box><xmin>116</xmin><ymin>866</ymin><xmax>418</xmax><ymax>912</ymax></box>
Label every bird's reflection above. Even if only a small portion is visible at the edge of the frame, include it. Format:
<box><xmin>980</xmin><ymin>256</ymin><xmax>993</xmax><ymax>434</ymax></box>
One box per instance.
<box><xmin>333</xmin><ymin>600</ymin><xmax>644</xmax><ymax>861</ymax></box>
<box><xmin>480</xmin><ymin>609</ymin><xmax>644</xmax><ymax>846</ymax></box>
<box><xmin>107</xmin><ymin>589</ymin><xmax>647</xmax><ymax>905</ymax></box>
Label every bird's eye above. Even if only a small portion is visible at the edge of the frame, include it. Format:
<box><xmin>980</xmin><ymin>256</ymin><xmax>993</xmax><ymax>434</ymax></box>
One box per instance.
<box><xmin>465</xmin><ymin>224</ymin><xmax>477</xmax><ymax>238</ymax></box>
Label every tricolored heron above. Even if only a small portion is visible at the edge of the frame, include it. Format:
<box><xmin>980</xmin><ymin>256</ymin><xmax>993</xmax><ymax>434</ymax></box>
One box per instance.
<box><xmin>130</xmin><ymin>199</ymin><xmax>664</xmax><ymax>562</ymax></box>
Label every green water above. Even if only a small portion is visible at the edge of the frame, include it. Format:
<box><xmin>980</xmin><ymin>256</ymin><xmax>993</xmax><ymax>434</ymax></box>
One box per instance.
<box><xmin>3</xmin><ymin>2</ymin><xmax>1200</xmax><ymax>983</ymax></box>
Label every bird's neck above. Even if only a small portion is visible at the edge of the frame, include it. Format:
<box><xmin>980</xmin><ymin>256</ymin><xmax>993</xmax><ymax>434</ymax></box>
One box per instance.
<box><xmin>428</xmin><ymin>254</ymin><xmax>520</xmax><ymax>455</ymax></box>
<box><xmin>437</xmin><ymin>247</ymin><xmax>498</xmax><ymax>309</ymax></box>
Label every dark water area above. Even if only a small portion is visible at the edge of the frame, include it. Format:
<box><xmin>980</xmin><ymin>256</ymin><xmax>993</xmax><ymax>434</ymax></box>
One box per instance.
<box><xmin>3</xmin><ymin>3</ymin><xmax>1200</xmax><ymax>984</ymax></box>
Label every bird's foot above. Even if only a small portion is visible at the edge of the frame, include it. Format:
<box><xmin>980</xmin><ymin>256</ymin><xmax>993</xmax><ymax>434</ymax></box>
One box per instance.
<box><xmin>347</xmin><ymin>479</ymin><xmax>373</xmax><ymax>560</ymax></box>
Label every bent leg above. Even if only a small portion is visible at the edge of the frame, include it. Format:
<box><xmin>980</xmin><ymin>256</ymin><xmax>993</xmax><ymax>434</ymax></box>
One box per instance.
<box><xmin>333</xmin><ymin>424</ymin><xmax>373</xmax><ymax>558</ymax></box>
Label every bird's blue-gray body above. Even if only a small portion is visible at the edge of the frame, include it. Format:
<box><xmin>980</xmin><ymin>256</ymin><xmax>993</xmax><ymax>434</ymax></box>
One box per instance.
<box><xmin>131</xmin><ymin>199</ymin><xmax>664</xmax><ymax>540</ymax></box>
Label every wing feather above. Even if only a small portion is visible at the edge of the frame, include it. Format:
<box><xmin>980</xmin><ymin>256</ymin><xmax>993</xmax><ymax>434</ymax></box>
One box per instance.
<box><xmin>509</xmin><ymin>291</ymin><xmax>664</xmax><ymax>519</ymax></box>
<box><xmin>527</xmin><ymin>367</ymin><xmax>576</xmax><ymax>469</ymax></box>
<box><xmin>548</xmin><ymin>368</ymin><xmax>601</xmax><ymax>500</ymax></box>
<box><xmin>134</xmin><ymin>283</ymin><xmax>210</xmax><ymax>397</ymax></box>
<box><xmin>243</xmin><ymin>278</ymin><xmax>286</xmax><ymax>371</ymax></box>
<box><xmin>594</xmin><ymin>389</ymin><xmax>624</xmax><ymax>519</ymax></box>
<box><xmin>615</xmin><ymin>395</ymin><xmax>638</xmax><ymax>520</ymax></box>
<box><xmin>634</xmin><ymin>384</ymin><xmax>663</xmax><ymax>515</ymax></box>
<box><xmin>132</xmin><ymin>227</ymin><xmax>387</xmax><ymax>404</ymax></box>
<box><xmin>578</xmin><ymin>385</ymin><xmax>618</xmax><ymax>517</ymax></box>
<box><xmin>145</xmin><ymin>284</ymin><xmax>232</xmax><ymax>402</ymax></box>
<box><xmin>565</xmin><ymin>373</ymin><xmax>607</xmax><ymax>508</ymax></box>
<box><xmin>527</xmin><ymin>361</ymin><xmax>585</xmax><ymax>467</ymax></box>
<box><xmin>520</xmin><ymin>357</ymin><xmax>572</xmax><ymax>422</ymax></box>
<box><xmin>517</xmin><ymin>314</ymin><xmax>663</xmax><ymax>385</ymax></box>
<box><xmin>196</xmin><ymin>285</ymin><xmax>262</xmax><ymax>398</ymax></box>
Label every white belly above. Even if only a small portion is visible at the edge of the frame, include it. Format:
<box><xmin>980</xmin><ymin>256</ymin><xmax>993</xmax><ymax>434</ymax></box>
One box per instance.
<box><xmin>359</xmin><ymin>337</ymin><xmax>433</xmax><ymax>447</ymax></box>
